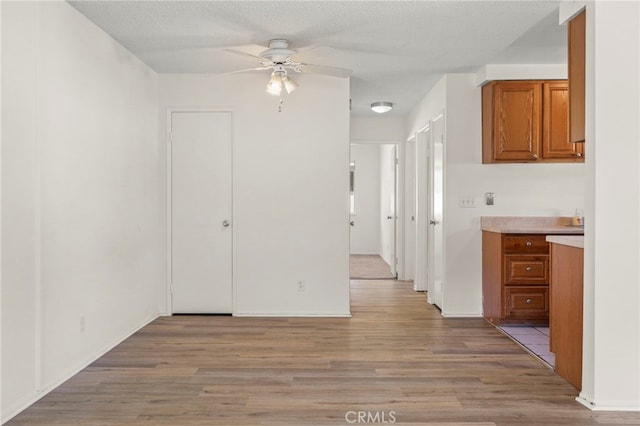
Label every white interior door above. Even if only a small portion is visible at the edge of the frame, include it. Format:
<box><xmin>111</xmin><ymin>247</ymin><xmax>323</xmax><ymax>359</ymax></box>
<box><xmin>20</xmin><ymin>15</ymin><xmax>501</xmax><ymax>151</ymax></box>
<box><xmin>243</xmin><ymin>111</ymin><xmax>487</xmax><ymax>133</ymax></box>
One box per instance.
<box><xmin>404</xmin><ymin>139</ymin><xmax>416</xmax><ymax>281</ymax></box>
<box><xmin>380</xmin><ymin>144</ymin><xmax>397</xmax><ymax>277</ymax></box>
<box><xmin>428</xmin><ymin>114</ymin><xmax>445</xmax><ymax>308</ymax></box>
<box><xmin>170</xmin><ymin>111</ymin><xmax>233</xmax><ymax>313</ymax></box>
<box><xmin>415</xmin><ymin>128</ymin><xmax>430</xmax><ymax>292</ymax></box>
<box><xmin>349</xmin><ymin>144</ymin><xmax>381</xmax><ymax>255</ymax></box>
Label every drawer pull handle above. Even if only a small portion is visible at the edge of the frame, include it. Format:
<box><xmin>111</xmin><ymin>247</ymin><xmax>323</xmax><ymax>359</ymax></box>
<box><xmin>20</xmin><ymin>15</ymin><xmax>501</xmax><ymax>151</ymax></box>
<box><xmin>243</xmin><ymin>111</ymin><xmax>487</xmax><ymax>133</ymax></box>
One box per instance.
<box><xmin>526</xmin><ymin>299</ymin><xmax>532</xmax><ymax>304</ymax></box>
<box><xmin>525</xmin><ymin>266</ymin><xmax>532</xmax><ymax>272</ymax></box>
<box><xmin>526</xmin><ymin>241</ymin><xmax>532</xmax><ymax>247</ymax></box>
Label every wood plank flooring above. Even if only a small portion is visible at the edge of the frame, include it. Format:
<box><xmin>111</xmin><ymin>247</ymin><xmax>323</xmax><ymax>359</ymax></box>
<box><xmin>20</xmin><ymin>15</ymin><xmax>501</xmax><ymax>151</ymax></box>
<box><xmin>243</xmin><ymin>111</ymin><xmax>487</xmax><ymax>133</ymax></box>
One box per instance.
<box><xmin>7</xmin><ymin>280</ymin><xmax>640</xmax><ymax>425</ymax></box>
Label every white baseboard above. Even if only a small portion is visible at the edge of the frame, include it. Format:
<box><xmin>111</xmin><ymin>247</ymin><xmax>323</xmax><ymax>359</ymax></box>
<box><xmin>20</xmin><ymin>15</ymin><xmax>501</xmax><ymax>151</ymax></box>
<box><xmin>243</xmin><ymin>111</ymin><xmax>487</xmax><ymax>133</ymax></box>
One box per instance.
<box><xmin>576</xmin><ymin>395</ymin><xmax>640</xmax><ymax>411</ymax></box>
<box><xmin>234</xmin><ymin>312</ymin><xmax>352</xmax><ymax>318</ymax></box>
<box><xmin>1</xmin><ymin>313</ymin><xmax>160</xmax><ymax>424</ymax></box>
<box><xmin>440</xmin><ymin>312</ymin><xmax>483</xmax><ymax>318</ymax></box>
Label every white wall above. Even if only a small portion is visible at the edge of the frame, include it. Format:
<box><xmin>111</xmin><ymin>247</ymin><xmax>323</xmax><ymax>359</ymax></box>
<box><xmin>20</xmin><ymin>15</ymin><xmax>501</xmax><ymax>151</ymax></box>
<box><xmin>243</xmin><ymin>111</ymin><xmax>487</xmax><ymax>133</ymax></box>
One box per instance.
<box><xmin>580</xmin><ymin>0</ymin><xmax>640</xmax><ymax>411</ymax></box>
<box><xmin>406</xmin><ymin>76</ymin><xmax>447</xmax><ymax>137</ymax></box>
<box><xmin>350</xmin><ymin>116</ymin><xmax>405</xmax><ymax>142</ymax></box>
<box><xmin>159</xmin><ymin>73</ymin><xmax>350</xmax><ymax>317</ymax></box>
<box><xmin>405</xmin><ymin>73</ymin><xmax>585</xmax><ymax>316</ymax></box>
<box><xmin>350</xmin><ymin>144</ymin><xmax>381</xmax><ymax>254</ymax></box>
<box><xmin>1</xmin><ymin>2</ymin><xmax>163</xmax><ymax>421</ymax></box>
<box><xmin>2</xmin><ymin>2</ymin><xmax>39</xmax><ymax>416</ymax></box>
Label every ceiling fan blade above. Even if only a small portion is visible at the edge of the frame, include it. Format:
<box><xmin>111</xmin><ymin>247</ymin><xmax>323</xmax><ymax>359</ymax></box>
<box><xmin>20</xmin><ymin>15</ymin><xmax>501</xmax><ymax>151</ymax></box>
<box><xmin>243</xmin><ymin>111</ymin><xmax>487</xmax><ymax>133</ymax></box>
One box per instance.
<box><xmin>223</xmin><ymin>48</ymin><xmax>264</xmax><ymax>61</ymax></box>
<box><xmin>229</xmin><ymin>66</ymin><xmax>272</xmax><ymax>74</ymax></box>
<box><xmin>297</xmin><ymin>63</ymin><xmax>352</xmax><ymax>78</ymax></box>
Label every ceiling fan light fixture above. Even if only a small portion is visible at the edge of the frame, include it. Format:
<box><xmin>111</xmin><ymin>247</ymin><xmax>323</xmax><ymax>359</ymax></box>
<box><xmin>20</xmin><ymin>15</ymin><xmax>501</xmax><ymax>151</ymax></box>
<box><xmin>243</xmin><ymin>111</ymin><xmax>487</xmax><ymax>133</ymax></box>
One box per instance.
<box><xmin>266</xmin><ymin>72</ymin><xmax>284</xmax><ymax>96</ymax></box>
<box><xmin>283</xmin><ymin>75</ymin><xmax>299</xmax><ymax>94</ymax></box>
<box><xmin>371</xmin><ymin>101</ymin><xmax>393</xmax><ymax>114</ymax></box>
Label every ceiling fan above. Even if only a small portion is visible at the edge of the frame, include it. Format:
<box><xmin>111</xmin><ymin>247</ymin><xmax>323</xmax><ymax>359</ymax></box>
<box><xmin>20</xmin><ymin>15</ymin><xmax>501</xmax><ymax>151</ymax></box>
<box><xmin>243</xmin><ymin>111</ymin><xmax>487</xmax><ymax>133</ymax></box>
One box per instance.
<box><xmin>227</xmin><ymin>39</ymin><xmax>352</xmax><ymax>98</ymax></box>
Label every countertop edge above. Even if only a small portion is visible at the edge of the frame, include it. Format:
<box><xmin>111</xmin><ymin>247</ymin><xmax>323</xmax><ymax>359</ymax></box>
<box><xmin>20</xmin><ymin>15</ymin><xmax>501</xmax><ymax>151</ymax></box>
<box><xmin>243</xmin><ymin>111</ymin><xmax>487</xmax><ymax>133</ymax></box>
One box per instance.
<box><xmin>546</xmin><ymin>235</ymin><xmax>585</xmax><ymax>249</ymax></box>
<box><xmin>481</xmin><ymin>226</ymin><xmax>584</xmax><ymax>235</ymax></box>
<box><xmin>480</xmin><ymin>216</ymin><xmax>584</xmax><ymax>235</ymax></box>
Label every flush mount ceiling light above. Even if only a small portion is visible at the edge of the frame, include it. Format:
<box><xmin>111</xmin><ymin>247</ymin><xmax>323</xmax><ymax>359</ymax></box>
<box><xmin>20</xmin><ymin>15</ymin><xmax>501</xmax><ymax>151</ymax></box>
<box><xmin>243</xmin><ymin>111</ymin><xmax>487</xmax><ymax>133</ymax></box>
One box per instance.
<box><xmin>371</xmin><ymin>101</ymin><xmax>393</xmax><ymax>114</ymax></box>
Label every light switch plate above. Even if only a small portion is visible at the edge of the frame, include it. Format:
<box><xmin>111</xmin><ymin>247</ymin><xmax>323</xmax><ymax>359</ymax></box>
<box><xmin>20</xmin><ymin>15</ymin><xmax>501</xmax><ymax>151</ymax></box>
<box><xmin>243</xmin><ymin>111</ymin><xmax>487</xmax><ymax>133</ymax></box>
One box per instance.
<box><xmin>459</xmin><ymin>197</ymin><xmax>476</xmax><ymax>208</ymax></box>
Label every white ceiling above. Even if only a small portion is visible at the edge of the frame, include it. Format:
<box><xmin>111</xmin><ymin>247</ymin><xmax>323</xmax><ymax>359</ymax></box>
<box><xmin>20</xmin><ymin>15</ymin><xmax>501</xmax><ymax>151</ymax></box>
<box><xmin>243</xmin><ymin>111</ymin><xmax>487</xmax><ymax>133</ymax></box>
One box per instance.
<box><xmin>68</xmin><ymin>0</ymin><xmax>567</xmax><ymax>117</ymax></box>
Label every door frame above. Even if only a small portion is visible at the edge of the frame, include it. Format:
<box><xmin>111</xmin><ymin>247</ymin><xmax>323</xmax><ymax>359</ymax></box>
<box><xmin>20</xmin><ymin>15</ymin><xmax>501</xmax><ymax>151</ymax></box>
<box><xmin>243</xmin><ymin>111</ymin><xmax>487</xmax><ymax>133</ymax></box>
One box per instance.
<box><xmin>349</xmin><ymin>140</ymin><xmax>402</xmax><ymax>279</ymax></box>
<box><xmin>165</xmin><ymin>107</ymin><xmax>236</xmax><ymax>315</ymax></box>
<box><xmin>414</xmin><ymin>125</ymin><xmax>430</xmax><ymax>292</ymax></box>
<box><xmin>403</xmin><ymin>137</ymin><xmax>416</xmax><ymax>282</ymax></box>
<box><xmin>427</xmin><ymin>112</ymin><xmax>446</xmax><ymax>308</ymax></box>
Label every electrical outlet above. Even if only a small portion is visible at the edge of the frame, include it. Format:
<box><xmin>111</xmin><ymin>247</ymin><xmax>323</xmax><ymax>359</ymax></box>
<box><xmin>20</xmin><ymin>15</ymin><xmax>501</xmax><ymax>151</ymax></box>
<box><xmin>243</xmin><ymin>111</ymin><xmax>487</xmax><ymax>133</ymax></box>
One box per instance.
<box><xmin>485</xmin><ymin>192</ymin><xmax>495</xmax><ymax>206</ymax></box>
<box><xmin>297</xmin><ymin>280</ymin><xmax>305</xmax><ymax>292</ymax></box>
<box><xmin>459</xmin><ymin>197</ymin><xmax>476</xmax><ymax>208</ymax></box>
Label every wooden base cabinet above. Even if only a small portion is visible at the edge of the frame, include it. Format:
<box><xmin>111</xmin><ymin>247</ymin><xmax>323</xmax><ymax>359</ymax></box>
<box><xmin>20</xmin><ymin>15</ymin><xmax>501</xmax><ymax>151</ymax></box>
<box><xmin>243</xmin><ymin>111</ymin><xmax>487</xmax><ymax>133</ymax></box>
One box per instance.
<box><xmin>482</xmin><ymin>232</ymin><xmax>550</xmax><ymax>325</ymax></box>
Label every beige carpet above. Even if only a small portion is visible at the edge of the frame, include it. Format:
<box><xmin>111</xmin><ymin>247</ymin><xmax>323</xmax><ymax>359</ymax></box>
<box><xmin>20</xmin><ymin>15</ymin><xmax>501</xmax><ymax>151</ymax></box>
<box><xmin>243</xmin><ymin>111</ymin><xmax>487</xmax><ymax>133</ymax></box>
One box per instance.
<box><xmin>349</xmin><ymin>254</ymin><xmax>395</xmax><ymax>279</ymax></box>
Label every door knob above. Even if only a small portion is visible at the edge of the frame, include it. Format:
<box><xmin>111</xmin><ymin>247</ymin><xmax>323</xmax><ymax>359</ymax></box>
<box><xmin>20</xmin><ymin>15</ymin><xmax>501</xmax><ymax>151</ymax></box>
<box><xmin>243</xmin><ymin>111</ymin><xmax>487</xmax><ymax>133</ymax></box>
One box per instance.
<box><xmin>350</xmin><ymin>221</ymin><xmax>355</xmax><ymax>226</ymax></box>
<box><xmin>429</xmin><ymin>220</ymin><xmax>438</xmax><ymax>225</ymax></box>
<box><xmin>387</xmin><ymin>216</ymin><xmax>393</xmax><ymax>220</ymax></box>
<box><xmin>222</xmin><ymin>220</ymin><xmax>230</xmax><ymax>227</ymax></box>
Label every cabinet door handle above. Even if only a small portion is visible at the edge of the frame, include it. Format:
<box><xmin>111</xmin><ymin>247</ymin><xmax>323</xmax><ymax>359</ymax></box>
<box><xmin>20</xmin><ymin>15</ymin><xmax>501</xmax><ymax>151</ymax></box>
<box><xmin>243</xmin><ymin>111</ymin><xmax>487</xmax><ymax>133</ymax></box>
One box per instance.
<box><xmin>525</xmin><ymin>266</ymin><xmax>532</xmax><ymax>272</ymax></box>
<box><xmin>576</xmin><ymin>152</ymin><xmax>583</xmax><ymax>157</ymax></box>
<box><xmin>526</xmin><ymin>299</ymin><xmax>532</xmax><ymax>304</ymax></box>
<box><xmin>532</xmin><ymin>154</ymin><xmax>539</xmax><ymax>160</ymax></box>
<box><xmin>526</xmin><ymin>241</ymin><xmax>532</xmax><ymax>247</ymax></box>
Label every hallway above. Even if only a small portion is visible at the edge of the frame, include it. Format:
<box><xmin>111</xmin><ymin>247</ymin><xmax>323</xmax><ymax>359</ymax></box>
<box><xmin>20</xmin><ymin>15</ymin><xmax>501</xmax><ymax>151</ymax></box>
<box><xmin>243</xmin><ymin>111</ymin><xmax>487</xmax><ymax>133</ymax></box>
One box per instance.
<box><xmin>7</xmin><ymin>280</ymin><xmax>639</xmax><ymax>425</ymax></box>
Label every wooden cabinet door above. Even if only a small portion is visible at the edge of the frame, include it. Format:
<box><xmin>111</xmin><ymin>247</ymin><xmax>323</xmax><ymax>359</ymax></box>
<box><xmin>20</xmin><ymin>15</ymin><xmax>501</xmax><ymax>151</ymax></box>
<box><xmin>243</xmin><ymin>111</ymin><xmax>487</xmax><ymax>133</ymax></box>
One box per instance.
<box><xmin>492</xmin><ymin>82</ymin><xmax>541</xmax><ymax>161</ymax></box>
<box><xmin>542</xmin><ymin>82</ymin><xmax>584</xmax><ymax>160</ymax></box>
<box><xmin>569</xmin><ymin>10</ymin><xmax>586</xmax><ymax>143</ymax></box>
<box><xmin>549</xmin><ymin>243</ymin><xmax>584</xmax><ymax>390</ymax></box>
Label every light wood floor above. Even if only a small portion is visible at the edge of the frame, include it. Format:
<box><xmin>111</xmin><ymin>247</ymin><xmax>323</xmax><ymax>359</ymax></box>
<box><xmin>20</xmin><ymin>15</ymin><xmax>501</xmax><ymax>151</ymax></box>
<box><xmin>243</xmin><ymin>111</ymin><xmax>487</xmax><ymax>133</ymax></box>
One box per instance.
<box><xmin>7</xmin><ymin>280</ymin><xmax>640</xmax><ymax>425</ymax></box>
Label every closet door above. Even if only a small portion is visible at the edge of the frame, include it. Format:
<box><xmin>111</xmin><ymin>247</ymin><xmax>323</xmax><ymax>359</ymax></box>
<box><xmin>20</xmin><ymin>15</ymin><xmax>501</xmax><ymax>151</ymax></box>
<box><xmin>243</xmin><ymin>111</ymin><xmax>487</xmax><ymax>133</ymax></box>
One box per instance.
<box><xmin>170</xmin><ymin>111</ymin><xmax>233</xmax><ymax>313</ymax></box>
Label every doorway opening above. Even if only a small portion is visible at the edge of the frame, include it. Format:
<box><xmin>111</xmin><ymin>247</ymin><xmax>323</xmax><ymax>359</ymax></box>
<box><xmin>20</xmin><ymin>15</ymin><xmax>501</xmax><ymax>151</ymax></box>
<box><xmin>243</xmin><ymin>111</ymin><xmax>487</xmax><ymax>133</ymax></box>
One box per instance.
<box><xmin>349</xmin><ymin>143</ymin><xmax>398</xmax><ymax>280</ymax></box>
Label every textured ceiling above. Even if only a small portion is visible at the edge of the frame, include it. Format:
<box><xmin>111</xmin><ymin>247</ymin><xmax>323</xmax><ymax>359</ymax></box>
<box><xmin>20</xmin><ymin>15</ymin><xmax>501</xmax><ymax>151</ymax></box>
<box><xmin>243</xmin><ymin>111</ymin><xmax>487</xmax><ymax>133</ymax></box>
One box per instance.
<box><xmin>68</xmin><ymin>1</ymin><xmax>566</xmax><ymax>116</ymax></box>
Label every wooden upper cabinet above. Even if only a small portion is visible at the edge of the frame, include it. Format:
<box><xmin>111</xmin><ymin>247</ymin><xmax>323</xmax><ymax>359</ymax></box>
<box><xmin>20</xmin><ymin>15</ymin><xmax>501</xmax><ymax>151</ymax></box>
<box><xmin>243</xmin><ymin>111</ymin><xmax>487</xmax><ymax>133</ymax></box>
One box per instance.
<box><xmin>568</xmin><ymin>10</ymin><xmax>586</xmax><ymax>144</ymax></box>
<box><xmin>492</xmin><ymin>81</ymin><xmax>541</xmax><ymax>162</ymax></box>
<box><xmin>482</xmin><ymin>80</ymin><xmax>584</xmax><ymax>163</ymax></box>
<box><xmin>542</xmin><ymin>82</ymin><xmax>584</xmax><ymax>159</ymax></box>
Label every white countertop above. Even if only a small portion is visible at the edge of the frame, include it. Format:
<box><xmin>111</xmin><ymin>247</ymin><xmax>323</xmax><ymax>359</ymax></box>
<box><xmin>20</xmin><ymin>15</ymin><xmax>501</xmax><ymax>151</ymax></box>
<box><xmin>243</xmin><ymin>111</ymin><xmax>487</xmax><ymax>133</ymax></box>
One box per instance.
<box><xmin>481</xmin><ymin>216</ymin><xmax>585</xmax><ymax>235</ymax></box>
<box><xmin>546</xmin><ymin>235</ymin><xmax>584</xmax><ymax>249</ymax></box>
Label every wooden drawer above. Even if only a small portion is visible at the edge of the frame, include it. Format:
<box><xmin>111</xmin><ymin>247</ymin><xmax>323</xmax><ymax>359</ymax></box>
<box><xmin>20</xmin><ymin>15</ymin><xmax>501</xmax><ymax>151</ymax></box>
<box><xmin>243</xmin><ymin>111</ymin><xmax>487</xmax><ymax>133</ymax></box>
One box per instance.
<box><xmin>504</xmin><ymin>255</ymin><xmax>549</xmax><ymax>285</ymax></box>
<box><xmin>503</xmin><ymin>234</ymin><xmax>549</xmax><ymax>254</ymax></box>
<box><xmin>503</xmin><ymin>286</ymin><xmax>549</xmax><ymax>320</ymax></box>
